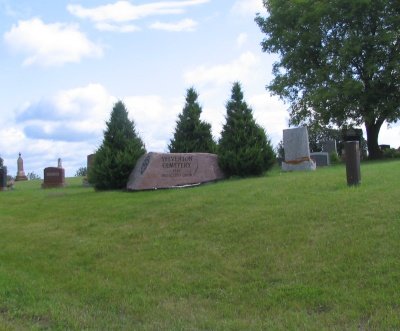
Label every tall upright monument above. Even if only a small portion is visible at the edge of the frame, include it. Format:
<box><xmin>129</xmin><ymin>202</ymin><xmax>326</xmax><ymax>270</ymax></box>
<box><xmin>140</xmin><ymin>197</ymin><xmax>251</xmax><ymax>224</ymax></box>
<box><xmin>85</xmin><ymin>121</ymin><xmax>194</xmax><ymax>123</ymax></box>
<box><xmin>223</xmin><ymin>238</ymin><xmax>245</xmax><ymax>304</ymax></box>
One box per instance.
<box><xmin>0</xmin><ymin>156</ymin><xmax>7</xmax><ymax>190</ymax></box>
<box><xmin>15</xmin><ymin>153</ymin><xmax>28</xmax><ymax>181</ymax></box>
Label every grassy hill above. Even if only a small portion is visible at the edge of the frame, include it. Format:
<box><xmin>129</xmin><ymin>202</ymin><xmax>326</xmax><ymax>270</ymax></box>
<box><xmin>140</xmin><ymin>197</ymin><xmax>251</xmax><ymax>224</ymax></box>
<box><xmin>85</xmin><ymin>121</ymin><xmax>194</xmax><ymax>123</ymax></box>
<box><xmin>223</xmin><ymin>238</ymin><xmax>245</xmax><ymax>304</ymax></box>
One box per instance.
<box><xmin>1</xmin><ymin>161</ymin><xmax>399</xmax><ymax>330</ymax></box>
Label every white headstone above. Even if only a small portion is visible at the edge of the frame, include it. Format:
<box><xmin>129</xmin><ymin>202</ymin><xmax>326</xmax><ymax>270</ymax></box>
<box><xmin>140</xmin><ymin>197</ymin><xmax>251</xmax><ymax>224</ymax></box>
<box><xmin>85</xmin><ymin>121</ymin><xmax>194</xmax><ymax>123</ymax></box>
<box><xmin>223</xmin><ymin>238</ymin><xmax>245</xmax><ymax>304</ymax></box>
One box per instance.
<box><xmin>282</xmin><ymin>127</ymin><xmax>316</xmax><ymax>171</ymax></box>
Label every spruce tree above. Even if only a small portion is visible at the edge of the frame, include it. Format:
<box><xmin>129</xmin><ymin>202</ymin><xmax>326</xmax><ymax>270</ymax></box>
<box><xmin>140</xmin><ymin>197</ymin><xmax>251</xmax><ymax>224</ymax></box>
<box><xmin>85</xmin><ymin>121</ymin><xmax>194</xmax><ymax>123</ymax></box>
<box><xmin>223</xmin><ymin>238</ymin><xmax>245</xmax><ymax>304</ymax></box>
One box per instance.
<box><xmin>218</xmin><ymin>82</ymin><xmax>275</xmax><ymax>177</ymax></box>
<box><xmin>89</xmin><ymin>101</ymin><xmax>146</xmax><ymax>190</ymax></box>
<box><xmin>169</xmin><ymin>88</ymin><xmax>216</xmax><ymax>153</ymax></box>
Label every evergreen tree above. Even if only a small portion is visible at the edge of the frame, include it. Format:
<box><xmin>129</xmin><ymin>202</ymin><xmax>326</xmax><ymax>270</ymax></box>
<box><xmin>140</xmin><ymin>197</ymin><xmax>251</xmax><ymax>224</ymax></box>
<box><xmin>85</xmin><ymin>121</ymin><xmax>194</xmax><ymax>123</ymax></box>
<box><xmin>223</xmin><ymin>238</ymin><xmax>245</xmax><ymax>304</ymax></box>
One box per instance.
<box><xmin>169</xmin><ymin>88</ymin><xmax>216</xmax><ymax>153</ymax></box>
<box><xmin>89</xmin><ymin>101</ymin><xmax>146</xmax><ymax>190</ymax></box>
<box><xmin>219</xmin><ymin>82</ymin><xmax>275</xmax><ymax>177</ymax></box>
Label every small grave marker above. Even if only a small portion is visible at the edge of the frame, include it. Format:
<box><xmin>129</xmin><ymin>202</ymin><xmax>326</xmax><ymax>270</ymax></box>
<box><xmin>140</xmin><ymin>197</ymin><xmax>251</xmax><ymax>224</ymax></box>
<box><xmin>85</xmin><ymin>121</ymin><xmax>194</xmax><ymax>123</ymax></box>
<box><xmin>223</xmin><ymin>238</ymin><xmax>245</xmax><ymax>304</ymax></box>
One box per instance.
<box><xmin>42</xmin><ymin>167</ymin><xmax>66</xmax><ymax>189</ymax></box>
<box><xmin>310</xmin><ymin>152</ymin><xmax>330</xmax><ymax>167</ymax></box>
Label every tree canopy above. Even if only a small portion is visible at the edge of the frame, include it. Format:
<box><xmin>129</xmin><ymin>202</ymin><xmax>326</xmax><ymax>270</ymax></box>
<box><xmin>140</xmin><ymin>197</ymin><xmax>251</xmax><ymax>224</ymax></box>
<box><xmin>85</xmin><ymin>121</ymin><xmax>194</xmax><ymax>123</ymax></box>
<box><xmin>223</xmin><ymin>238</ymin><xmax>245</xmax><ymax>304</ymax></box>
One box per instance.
<box><xmin>218</xmin><ymin>82</ymin><xmax>275</xmax><ymax>177</ymax></box>
<box><xmin>256</xmin><ymin>0</ymin><xmax>400</xmax><ymax>158</ymax></box>
<box><xmin>89</xmin><ymin>101</ymin><xmax>146</xmax><ymax>190</ymax></box>
<box><xmin>169</xmin><ymin>88</ymin><xmax>216</xmax><ymax>153</ymax></box>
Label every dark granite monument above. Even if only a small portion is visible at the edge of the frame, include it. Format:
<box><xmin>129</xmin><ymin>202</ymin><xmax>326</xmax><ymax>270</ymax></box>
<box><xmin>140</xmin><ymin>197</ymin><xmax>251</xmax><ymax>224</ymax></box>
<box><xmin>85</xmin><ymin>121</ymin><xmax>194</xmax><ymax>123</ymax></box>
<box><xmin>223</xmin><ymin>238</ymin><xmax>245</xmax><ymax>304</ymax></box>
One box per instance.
<box><xmin>0</xmin><ymin>157</ymin><xmax>7</xmax><ymax>191</ymax></box>
<box><xmin>83</xmin><ymin>153</ymin><xmax>95</xmax><ymax>187</ymax></box>
<box><xmin>322</xmin><ymin>140</ymin><xmax>337</xmax><ymax>155</ymax></box>
<box><xmin>42</xmin><ymin>167</ymin><xmax>66</xmax><ymax>189</ymax></box>
<box><xmin>127</xmin><ymin>152</ymin><xmax>225</xmax><ymax>191</ymax></box>
<box><xmin>345</xmin><ymin>141</ymin><xmax>361</xmax><ymax>186</ymax></box>
<box><xmin>310</xmin><ymin>152</ymin><xmax>330</xmax><ymax>167</ymax></box>
<box><xmin>15</xmin><ymin>153</ymin><xmax>28</xmax><ymax>181</ymax></box>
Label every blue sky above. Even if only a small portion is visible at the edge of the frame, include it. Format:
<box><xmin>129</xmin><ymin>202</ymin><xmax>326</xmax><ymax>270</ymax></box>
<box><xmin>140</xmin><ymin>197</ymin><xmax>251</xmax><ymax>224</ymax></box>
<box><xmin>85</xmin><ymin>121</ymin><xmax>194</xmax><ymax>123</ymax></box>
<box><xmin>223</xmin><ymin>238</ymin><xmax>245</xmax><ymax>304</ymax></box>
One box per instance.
<box><xmin>1</xmin><ymin>0</ymin><xmax>399</xmax><ymax>177</ymax></box>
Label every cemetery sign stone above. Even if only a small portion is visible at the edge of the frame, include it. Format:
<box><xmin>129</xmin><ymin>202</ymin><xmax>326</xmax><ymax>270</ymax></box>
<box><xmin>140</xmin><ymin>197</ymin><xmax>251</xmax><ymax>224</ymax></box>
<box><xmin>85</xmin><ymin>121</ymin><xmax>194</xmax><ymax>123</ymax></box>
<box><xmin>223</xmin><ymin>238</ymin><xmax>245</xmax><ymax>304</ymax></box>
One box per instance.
<box><xmin>127</xmin><ymin>152</ymin><xmax>225</xmax><ymax>191</ymax></box>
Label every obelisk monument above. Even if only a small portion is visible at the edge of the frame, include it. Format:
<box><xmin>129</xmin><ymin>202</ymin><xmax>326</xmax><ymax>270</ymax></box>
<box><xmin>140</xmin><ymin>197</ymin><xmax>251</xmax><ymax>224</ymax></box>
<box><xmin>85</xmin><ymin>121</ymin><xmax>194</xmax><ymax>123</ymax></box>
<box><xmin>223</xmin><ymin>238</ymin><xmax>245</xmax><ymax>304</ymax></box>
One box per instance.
<box><xmin>15</xmin><ymin>153</ymin><xmax>28</xmax><ymax>181</ymax></box>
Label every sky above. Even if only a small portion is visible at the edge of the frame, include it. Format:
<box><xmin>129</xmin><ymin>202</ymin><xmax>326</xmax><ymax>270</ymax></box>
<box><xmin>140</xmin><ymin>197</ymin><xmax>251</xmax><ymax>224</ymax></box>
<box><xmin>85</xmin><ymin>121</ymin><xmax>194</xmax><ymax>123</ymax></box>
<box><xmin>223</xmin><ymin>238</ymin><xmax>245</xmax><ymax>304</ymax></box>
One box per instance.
<box><xmin>1</xmin><ymin>0</ymin><xmax>399</xmax><ymax>178</ymax></box>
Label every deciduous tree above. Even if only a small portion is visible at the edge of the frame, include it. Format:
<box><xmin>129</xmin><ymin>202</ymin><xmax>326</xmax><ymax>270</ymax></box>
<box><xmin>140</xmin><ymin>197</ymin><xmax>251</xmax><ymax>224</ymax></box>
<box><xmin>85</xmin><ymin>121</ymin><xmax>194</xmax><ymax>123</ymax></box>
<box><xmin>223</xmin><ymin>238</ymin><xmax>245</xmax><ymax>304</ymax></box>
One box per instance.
<box><xmin>256</xmin><ymin>0</ymin><xmax>400</xmax><ymax>158</ymax></box>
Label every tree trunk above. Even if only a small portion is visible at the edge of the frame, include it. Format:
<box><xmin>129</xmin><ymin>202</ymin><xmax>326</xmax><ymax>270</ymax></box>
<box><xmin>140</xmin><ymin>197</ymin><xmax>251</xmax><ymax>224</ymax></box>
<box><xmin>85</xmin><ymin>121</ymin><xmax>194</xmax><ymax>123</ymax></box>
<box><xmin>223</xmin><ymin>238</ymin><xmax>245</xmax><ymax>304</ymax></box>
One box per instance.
<box><xmin>365</xmin><ymin>121</ymin><xmax>383</xmax><ymax>159</ymax></box>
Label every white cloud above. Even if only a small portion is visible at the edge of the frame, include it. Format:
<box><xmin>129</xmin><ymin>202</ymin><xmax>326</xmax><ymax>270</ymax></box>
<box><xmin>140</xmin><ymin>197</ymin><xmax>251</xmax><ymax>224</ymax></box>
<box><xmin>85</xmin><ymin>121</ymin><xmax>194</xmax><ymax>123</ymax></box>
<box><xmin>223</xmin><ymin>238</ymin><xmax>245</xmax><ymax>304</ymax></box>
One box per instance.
<box><xmin>95</xmin><ymin>22</ymin><xmax>140</xmax><ymax>32</ymax></box>
<box><xmin>378</xmin><ymin>123</ymin><xmax>400</xmax><ymax>148</ymax></box>
<box><xmin>236</xmin><ymin>32</ymin><xmax>248</xmax><ymax>48</ymax></box>
<box><xmin>17</xmin><ymin>84</ymin><xmax>116</xmax><ymax>141</ymax></box>
<box><xmin>3</xmin><ymin>18</ymin><xmax>103</xmax><ymax>66</ymax></box>
<box><xmin>124</xmin><ymin>95</ymin><xmax>181</xmax><ymax>152</ymax></box>
<box><xmin>10</xmin><ymin>84</ymin><xmax>181</xmax><ymax>172</ymax></box>
<box><xmin>68</xmin><ymin>0</ymin><xmax>209</xmax><ymax>29</ymax></box>
<box><xmin>184</xmin><ymin>51</ymin><xmax>260</xmax><ymax>87</ymax></box>
<box><xmin>150</xmin><ymin>18</ymin><xmax>197</xmax><ymax>32</ymax></box>
<box><xmin>231</xmin><ymin>0</ymin><xmax>265</xmax><ymax>16</ymax></box>
<box><xmin>249</xmin><ymin>93</ymin><xmax>289</xmax><ymax>145</ymax></box>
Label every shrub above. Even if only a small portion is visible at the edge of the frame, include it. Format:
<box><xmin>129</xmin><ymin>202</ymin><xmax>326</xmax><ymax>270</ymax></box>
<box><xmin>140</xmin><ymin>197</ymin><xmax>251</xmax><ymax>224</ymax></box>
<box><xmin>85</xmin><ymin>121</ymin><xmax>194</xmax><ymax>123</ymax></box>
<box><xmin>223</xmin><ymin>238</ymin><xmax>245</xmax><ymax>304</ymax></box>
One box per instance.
<box><xmin>382</xmin><ymin>148</ymin><xmax>400</xmax><ymax>159</ymax></box>
<box><xmin>75</xmin><ymin>167</ymin><xmax>87</xmax><ymax>177</ymax></box>
<box><xmin>89</xmin><ymin>101</ymin><xmax>146</xmax><ymax>190</ymax></box>
<box><xmin>218</xmin><ymin>82</ymin><xmax>275</xmax><ymax>177</ymax></box>
<box><xmin>329</xmin><ymin>151</ymin><xmax>341</xmax><ymax>164</ymax></box>
<box><xmin>27</xmin><ymin>172</ymin><xmax>40</xmax><ymax>180</ymax></box>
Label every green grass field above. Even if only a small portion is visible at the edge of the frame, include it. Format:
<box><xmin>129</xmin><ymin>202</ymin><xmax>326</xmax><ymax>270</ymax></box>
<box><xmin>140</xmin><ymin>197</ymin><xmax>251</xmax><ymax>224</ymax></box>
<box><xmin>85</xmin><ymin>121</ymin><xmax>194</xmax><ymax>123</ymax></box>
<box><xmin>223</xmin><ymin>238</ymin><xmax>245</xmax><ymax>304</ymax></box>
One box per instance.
<box><xmin>1</xmin><ymin>160</ymin><xmax>399</xmax><ymax>330</ymax></box>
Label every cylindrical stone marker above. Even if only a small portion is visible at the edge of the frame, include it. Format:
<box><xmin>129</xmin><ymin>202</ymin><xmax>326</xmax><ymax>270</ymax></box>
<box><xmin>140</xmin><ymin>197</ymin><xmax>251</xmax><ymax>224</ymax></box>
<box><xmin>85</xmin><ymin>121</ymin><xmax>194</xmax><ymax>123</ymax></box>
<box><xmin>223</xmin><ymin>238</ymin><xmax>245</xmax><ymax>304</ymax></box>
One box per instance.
<box><xmin>345</xmin><ymin>141</ymin><xmax>361</xmax><ymax>186</ymax></box>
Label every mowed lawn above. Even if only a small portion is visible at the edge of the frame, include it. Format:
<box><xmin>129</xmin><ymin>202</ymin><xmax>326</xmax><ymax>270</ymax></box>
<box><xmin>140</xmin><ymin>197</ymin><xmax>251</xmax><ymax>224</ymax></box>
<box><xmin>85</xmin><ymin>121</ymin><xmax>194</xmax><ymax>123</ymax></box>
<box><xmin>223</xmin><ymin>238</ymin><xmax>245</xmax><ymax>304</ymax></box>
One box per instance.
<box><xmin>0</xmin><ymin>160</ymin><xmax>399</xmax><ymax>330</ymax></box>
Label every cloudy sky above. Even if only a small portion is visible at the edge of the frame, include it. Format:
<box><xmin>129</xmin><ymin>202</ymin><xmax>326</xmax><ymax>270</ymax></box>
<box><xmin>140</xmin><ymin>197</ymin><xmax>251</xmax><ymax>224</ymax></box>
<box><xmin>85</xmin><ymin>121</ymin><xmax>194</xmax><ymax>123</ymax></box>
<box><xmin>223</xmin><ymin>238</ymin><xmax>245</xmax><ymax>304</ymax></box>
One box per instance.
<box><xmin>1</xmin><ymin>0</ymin><xmax>399</xmax><ymax>178</ymax></box>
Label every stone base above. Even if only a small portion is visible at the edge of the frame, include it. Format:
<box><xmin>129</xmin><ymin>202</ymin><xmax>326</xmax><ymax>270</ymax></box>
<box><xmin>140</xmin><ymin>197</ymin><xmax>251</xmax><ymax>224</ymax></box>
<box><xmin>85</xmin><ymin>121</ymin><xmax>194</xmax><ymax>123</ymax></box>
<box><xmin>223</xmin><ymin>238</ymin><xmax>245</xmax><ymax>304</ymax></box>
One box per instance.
<box><xmin>15</xmin><ymin>175</ymin><xmax>28</xmax><ymax>181</ymax></box>
<box><xmin>282</xmin><ymin>160</ymin><xmax>316</xmax><ymax>172</ymax></box>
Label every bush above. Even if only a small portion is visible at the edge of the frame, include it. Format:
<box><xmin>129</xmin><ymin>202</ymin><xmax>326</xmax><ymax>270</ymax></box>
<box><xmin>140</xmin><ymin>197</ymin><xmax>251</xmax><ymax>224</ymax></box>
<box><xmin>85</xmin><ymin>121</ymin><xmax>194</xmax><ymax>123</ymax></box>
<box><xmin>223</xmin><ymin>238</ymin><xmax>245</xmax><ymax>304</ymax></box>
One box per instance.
<box><xmin>75</xmin><ymin>167</ymin><xmax>87</xmax><ymax>177</ymax></box>
<box><xmin>218</xmin><ymin>82</ymin><xmax>276</xmax><ymax>177</ymax></box>
<box><xmin>382</xmin><ymin>148</ymin><xmax>400</xmax><ymax>159</ymax></box>
<box><xmin>27</xmin><ymin>172</ymin><xmax>40</xmax><ymax>180</ymax></box>
<box><xmin>89</xmin><ymin>101</ymin><xmax>146</xmax><ymax>190</ymax></box>
<box><xmin>329</xmin><ymin>151</ymin><xmax>341</xmax><ymax>164</ymax></box>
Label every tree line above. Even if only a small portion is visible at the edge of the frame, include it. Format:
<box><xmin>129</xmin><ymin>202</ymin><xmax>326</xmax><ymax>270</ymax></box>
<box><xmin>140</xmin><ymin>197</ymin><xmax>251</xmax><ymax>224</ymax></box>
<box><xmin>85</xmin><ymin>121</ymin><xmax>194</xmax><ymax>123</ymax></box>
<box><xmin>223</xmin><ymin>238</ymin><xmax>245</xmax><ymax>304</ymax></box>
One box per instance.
<box><xmin>89</xmin><ymin>82</ymin><xmax>275</xmax><ymax>190</ymax></box>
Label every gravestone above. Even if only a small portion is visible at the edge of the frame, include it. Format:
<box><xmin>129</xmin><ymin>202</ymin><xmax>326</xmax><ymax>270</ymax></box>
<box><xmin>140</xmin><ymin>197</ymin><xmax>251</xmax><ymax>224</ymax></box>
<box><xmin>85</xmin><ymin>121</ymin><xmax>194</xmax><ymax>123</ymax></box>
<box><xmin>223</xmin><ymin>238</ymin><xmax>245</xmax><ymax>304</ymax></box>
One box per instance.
<box><xmin>87</xmin><ymin>154</ymin><xmax>95</xmax><ymax>170</ymax></box>
<box><xmin>42</xmin><ymin>167</ymin><xmax>66</xmax><ymax>189</ymax></box>
<box><xmin>83</xmin><ymin>153</ymin><xmax>95</xmax><ymax>187</ymax></box>
<box><xmin>15</xmin><ymin>153</ymin><xmax>28</xmax><ymax>181</ymax></box>
<box><xmin>281</xmin><ymin>127</ymin><xmax>316</xmax><ymax>171</ymax></box>
<box><xmin>0</xmin><ymin>168</ymin><xmax>6</xmax><ymax>191</ymax></box>
<box><xmin>322</xmin><ymin>140</ymin><xmax>337</xmax><ymax>155</ymax></box>
<box><xmin>127</xmin><ymin>152</ymin><xmax>225</xmax><ymax>191</ymax></box>
<box><xmin>345</xmin><ymin>141</ymin><xmax>361</xmax><ymax>186</ymax></box>
<box><xmin>310</xmin><ymin>152</ymin><xmax>330</xmax><ymax>167</ymax></box>
<box><xmin>0</xmin><ymin>162</ymin><xmax>7</xmax><ymax>191</ymax></box>
<box><xmin>379</xmin><ymin>144</ymin><xmax>390</xmax><ymax>151</ymax></box>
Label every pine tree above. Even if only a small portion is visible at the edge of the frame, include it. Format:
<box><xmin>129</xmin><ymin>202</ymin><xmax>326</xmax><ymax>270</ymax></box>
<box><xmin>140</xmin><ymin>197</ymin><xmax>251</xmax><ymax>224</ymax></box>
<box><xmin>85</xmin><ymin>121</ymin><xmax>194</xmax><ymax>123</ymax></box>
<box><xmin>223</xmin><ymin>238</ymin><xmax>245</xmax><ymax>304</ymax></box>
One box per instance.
<box><xmin>89</xmin><ymin>101</ymin><xmax>146</xmax><ymax>190</ymax></box>
<box><xmin>169</xmin><ymin>88</ymin><xmax>216</xmax><ymax>153</ymax></box>
<box><xmin>218</xmin><ymin>82</ymin><xmax>275</xmax><ymax>177</ymax></box>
